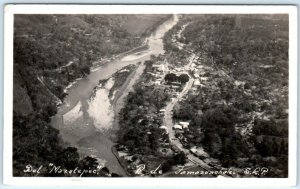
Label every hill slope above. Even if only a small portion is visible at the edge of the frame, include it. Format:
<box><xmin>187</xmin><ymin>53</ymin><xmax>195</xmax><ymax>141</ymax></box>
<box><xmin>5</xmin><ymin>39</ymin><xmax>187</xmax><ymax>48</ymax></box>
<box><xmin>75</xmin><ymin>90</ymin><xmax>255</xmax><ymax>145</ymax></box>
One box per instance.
<box><xmin>13</xmin><ymin>14</ymin><xmax>171</xmax><ymax>176</ymax></box>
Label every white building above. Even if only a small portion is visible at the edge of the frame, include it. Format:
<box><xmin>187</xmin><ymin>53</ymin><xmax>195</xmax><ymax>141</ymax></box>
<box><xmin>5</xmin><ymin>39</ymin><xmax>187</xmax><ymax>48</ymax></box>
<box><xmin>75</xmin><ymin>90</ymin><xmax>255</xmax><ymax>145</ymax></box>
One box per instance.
<box><xmin>194</xmin><ymin>73</ymin><xmax>200</xmax><ymax>78</ymax></box>
<box><xmin>194</xmin><ymin>79</ymin><xmax>201</xmax><ymax>86</ymax></box>
<box><xmin>179</xmin><ymin>121</ymin><xmax>189</xmax><ymax>129</ymax></box>
<box><xmin>173</xmin><ymin>124</ymin><xmax>182</xmax><ymax>130</ymax></box>
<box><xmin>154</xmin><ymin>80</ymin><xmax>161</xmax><ymax>85</ymax></box>
<box><xmin>159</xmin><ymin>126</ymin><xmax>169</xmax><ymax>134</ymax></box>
<box><xmin>159</xmin><ymin>109</ymin><xmax>166</xmax><ymax>113</ymax></box>
<box><xmin>190</xmin><ymin>146</ymin><xmax>209</xmax><ymax>158</ymax></box>
<box><xmin>200</xmin><ymin>77</ymin><xmax>208</xmax><ymax>82</ymax></box>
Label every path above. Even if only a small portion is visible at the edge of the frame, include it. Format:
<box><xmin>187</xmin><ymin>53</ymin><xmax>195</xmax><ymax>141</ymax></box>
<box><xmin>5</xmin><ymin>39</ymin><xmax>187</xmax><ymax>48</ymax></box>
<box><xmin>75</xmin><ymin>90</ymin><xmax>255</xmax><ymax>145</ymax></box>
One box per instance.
<box><xmin>163</xmin><ymin>23</ymin><xmax>215</xmax><ymax>173</ymax></box>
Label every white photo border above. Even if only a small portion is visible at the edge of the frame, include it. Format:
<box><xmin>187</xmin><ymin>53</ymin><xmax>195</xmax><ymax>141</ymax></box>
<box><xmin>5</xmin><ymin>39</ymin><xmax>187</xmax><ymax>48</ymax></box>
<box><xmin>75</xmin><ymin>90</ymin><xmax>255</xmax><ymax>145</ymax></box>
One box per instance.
<box><xmin>3</xmin><ymin>4</ymin><xmax>298</xmax><ymax>187</ymax></box>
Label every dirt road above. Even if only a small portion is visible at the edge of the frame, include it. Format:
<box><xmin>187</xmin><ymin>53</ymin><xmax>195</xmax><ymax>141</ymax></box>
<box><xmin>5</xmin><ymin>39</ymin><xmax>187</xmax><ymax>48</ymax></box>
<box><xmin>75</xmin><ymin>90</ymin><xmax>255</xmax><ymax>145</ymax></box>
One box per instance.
<box><xmin>163</xmin><ymin>26</ymin><xmax>215</xmax><ymax>171</ymax></box>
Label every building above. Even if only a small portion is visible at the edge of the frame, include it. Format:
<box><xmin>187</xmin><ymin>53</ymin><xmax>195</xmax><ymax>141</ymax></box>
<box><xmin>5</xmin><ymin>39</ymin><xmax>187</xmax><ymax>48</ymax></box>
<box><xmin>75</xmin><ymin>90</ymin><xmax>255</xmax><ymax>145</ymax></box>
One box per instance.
<box><xmin>154</xmin><ymin>80</ymin><xmax>161</xmax><ymax>85</ymax></box>
<box><xmin>173</xmin><ymin>124</ymin><xmax>182</xmax><ymax>130</ymax></box>
<box><xmin>179</xmin><ymin>121</ymin><xmax>189</xmax><ymax>129</ymax></box>
<box><xmin>193</xmin><ymin>73</ymin><xmax>200</xmax><ymax>78</ymax></box>
<box><xmin>171</xmin><ymin>85</ymin><xmax>180</xmax><ymax>90</ymax></box>
<box><xmin>159</xmin><ymin>125</ymin><xmax>169</xmax><ymax>134</ymax></box>
<box><xmin>189</xmin><ymin>146</ymin><xmax>209</xmax><ymax>159</ymax></box>
<box><xmin>200</xmin><ymin>77</ymin><xmax>208</xmax><ymax>83</ymax></box>
<box><xmin>152</xmin><ymin>63</ymin><xmax>166</xmax><ymax>73</ymax></box>
<box><xmin>234</xmin><ymin>80</ymin><xmax>245</xmax><ymax>87</ymax></box>
<box><xmin>194</xmin><ymin>79</ymin><xmax>201</xmax><ymax>86</ymax></box>
<box><xmin>147</xmin><ymin>72</ymin><xmax>156</xmax><ymax>76</ymax></box>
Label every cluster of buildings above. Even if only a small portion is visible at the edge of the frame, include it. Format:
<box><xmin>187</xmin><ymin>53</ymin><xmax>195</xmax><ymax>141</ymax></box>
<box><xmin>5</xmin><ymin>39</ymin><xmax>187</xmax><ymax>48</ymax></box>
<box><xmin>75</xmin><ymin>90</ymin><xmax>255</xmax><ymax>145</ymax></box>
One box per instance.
<box><xmin>147</xmin><ymin>61</ymin><xmax>168</xmax><ymax>86</ymax></box>
<box><xmin>190</xmin><ymin>57</ymin><xmax>212</xmax><ymax>86</ymax></box>
<box><xmin>146</xmin><ymin>59</ymin><xmax>190</xmax><ymax>95</ymax></box>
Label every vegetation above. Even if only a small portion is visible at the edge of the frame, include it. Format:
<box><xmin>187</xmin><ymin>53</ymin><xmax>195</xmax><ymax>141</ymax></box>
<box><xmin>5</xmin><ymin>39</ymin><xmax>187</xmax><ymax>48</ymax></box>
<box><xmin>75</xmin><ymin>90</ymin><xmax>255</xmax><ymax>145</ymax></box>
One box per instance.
<box><xmin>116</xmin><ymin>57</ymin><xmax>189</xmax><ymax>175</ymax></box>
<box><xmin>169</xmin><ymin>14</ymin><xmax>288</xmax><ymax>177</ymax></box>
<box><xmin>13</xmin><ymin>14</ymin><xmax>169</xmax><ymax>176</ymax></box>
<box><xmin>13</xmin><ymin>109</ymin><xmax>118</xmax><ymax>177</ymax></box>
<box><xmin>164</xmin><ymin>73</ymin><xmax>189</xmax><ymax>84</ymax></box>
<box><xmin>118</xmin><ymin>60</ymin><xmax>170</xmax><ymax>154</ymax></box>
<box><xmin>109</xmin><ymin>64</ymin><xmax>138</xmax><ymax>99</ymax></box>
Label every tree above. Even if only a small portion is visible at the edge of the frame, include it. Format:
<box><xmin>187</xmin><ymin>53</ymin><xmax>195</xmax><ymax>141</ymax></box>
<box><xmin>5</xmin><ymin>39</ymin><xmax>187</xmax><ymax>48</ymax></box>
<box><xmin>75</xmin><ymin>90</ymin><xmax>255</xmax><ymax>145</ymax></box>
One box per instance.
<box><xmin>79</xmin><ymin>156</ymin><xmax>99</xmax><ymax>170</ymax></box>
<box><xmin>178</xmin><ymin>74</ymin><xmax>189</xmax><ymax>83</ymax></box>
<box><xmin>58</xmin><ymin>147</ymin><xmax>80</xmax><ymax>170</ymax></box>
<box><xmin>161</xmin><ymin>160</ymin><xmax>173</xmax><ymax>172</ymax></box>
<box><xmin>173</xmin><ymin>151</ymin><xmax>187</xmax><ymax>165</ymax></box>
<box><xmin>111</xmin><ymin>173</ymin><xmax>121</xmax><ymax>177</ymax></box>
<box><xmin>164</xmin><ymin>73</ymin><xmax>177</xmax><ymax>83</ymax></box>
<box><xmin>81</xmin><ymin>65</ymin><xmax>90</xmax><ymax>75</ymax></box>
<box><xmin>244</xmin><ymin>82</ymin><xmax>251</xmax><ymax>90</ymax></box>
<box><xmin>45</xmin><ymin>104</ymin><xmax>57</xmax><ymax>117</ymax></box>
<box><xmin>101</xmin><ymin>167</ymin><xmax>110</xmax><ymax>175</ymax></box>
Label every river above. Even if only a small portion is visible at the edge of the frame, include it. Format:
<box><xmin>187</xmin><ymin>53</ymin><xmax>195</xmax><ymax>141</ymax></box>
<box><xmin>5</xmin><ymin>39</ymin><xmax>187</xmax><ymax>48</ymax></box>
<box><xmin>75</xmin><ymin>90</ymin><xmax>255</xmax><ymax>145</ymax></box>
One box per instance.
<box><xmin>51</xmin><ymin>14</ymin><xmax>179</xmax><ymax>176</ymax></box>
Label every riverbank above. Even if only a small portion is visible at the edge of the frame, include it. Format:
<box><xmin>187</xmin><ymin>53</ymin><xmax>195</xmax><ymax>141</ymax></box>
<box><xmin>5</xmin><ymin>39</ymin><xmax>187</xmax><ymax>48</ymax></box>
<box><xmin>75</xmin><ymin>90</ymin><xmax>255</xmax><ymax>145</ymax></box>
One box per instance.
<box><xmin>62</xmin><ymin>41</ymin><xmax>149</xmax><ymax>98</ymax></box>
<box><xmin>110</xmin><ymin>62</ymin><xmax>141</xmax><ymax>134</ymax></box>
<box><xmin>111</xmin><ymin>146</ymin><xmax>132</xmax><ymax>176</ymax></box>
<box><xmin>51</xmin><ymin>14</ymin><xmax>179</xmax><ymax>177</ymax></box>
<box><xmin>91</xmin><ymin>42</ymin><xmax>149</xmax><ymax>71</ymax></box>
<box><xmin>109</xmin><ymin>15</ymin><xmax>181</xmax><ymax>177</ymax></box>
<box><xmin>62</xmin><ymin>41</ymin><xmax>149</xmax><ymax>97</ymax></box>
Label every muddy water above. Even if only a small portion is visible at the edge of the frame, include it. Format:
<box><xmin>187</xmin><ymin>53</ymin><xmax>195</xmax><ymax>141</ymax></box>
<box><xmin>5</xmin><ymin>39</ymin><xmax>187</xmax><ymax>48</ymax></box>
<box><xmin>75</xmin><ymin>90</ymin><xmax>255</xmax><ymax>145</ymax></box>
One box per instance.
<box><xmin>51</xmin><ymin>14</ymin><xmax>179</xmax><ymax>175</ymax></box>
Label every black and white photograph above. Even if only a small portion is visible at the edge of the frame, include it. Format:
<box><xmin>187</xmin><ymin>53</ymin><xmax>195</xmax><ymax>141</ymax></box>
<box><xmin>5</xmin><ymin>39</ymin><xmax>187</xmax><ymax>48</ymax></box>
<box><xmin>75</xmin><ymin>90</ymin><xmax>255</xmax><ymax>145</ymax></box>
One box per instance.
<box><xmin>3</xmin><ymin>4</ymin><xmax>298</xmax><ymax>187</ymax></box>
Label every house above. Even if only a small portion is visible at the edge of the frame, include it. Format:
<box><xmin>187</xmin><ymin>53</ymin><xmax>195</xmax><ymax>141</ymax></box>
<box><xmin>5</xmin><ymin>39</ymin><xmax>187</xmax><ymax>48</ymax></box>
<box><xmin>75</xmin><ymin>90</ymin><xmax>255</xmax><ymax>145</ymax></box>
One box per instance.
<box><xmin>182</xmin><ymin>124</ymin><xmax>189</xmax><ymax>129</ymax></box>
<box><xmin>159</xmin><ymin>126</ymin><xmax>169</xmax><ymax>134</ymax></box>
<box><xmin>197</xmin><ymin>110</ymin><xmax>203</xmax><ymax>116</ymax></box>
<box><xmin>193</xmin><ymin>73</ymin><xmax>200</xmax><ymax>78</ymax></box>
<box><xmin>171</xmin><ymin>85</ymin><xmax>180</xmax><ymax>90</ymax></box>
<box><xmin>189</xmin><ymin>146</ymin><xmax>209</xmax><ymax>159</ymax></box>
<box><xmin>173</xmin><ymin>124</ymin><xmax>182</xmax><ymax>130</ymax></box>
<box><xmin>152</xmin><ymin>64</ymin><xmax>166</xmax><ymax>72</ymax></box>
<box><xmin>200</xmin><ymin>77</ymin><xmax>208</xmax><ymax>83</ymax></box>
<box><xmin>190</xmin><ymin>147</ymin><xmax>197</xmax><ymax>154</ymax></box>
<box><xmin>159</xmin><ymin>109</ymin><xmax>166</xmax><ymax>114</ymax></box>
<box><xmin>152</xmin><ymin>64</ymin><xmax>160</xmax><ymax>68</ymax></box>
<box><xmin>147</xmin><ymin>72</ymin><xmax>156</xmax><ymax>76</ymax></box>
<box><xmin>216</xmin><ymin>99</ymin><xmax>227</xmax><ymax>105</ymax></box>
<box><xmin>194</xmin><ymin>79</ymin><xmax>201</xmax><ymax>86</ymax></box>
<box><xmin>124</xmin><ymin>155</ymin><xmax>134</xmax><ymax>162</ymax></box>
<box><xmin>154</xmin><ymin>80</ymin><xmax>161</xmax><ymax>85</ymax></box>
<box><xmin>170</xmin><ymin>81</ymin><xmax>181</xmax><ymax>86</ymax></box>
<box><xmin>175</xmin><ymin>67</ymin><xmax>184</xmax><ymax>72</ymax></box>
<box><xmin>198</xmin><ymin>65</ymin><xmax>204</xmax><ymax>69</ymax></box>
<box><xmin>179</xmin><ymin>122</ymin><xmax>189</xmax><ymax>127</ymax></box>
<box><xmin>234</xmin><ymin>80</ymin><xmax>245</xmax><ymax>87</ymax></box>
